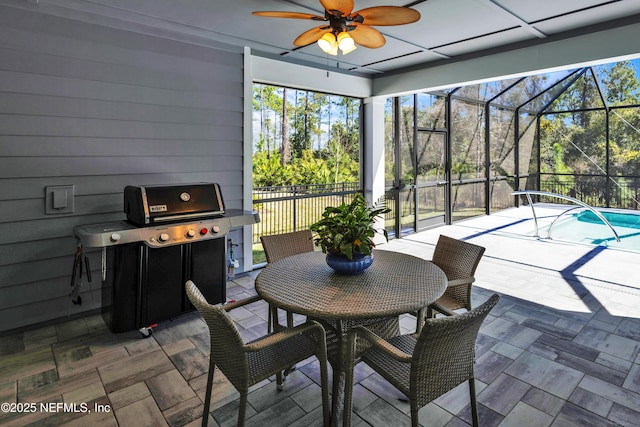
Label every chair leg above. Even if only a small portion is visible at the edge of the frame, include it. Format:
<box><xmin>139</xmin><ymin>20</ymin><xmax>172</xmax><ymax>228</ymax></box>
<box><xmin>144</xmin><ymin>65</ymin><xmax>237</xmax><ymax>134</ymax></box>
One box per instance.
<box><xmin>201</xmin><ymin>360</ymin><xmax>215</xmax><ymax>427</ymax></box>
<box><xmin>282</xmin><ymin>311</ymin><xmax>298</xmax><ymax>377</ymax></box>
<box><xmin>415</xmin><ymin>308</ymin><xmax>425</xmax><ymax>335</ymax></box>
<box><xmin>410</xmin><ymin>404</ymin><xmax>419</xmax><ymax>427</ymax></box>
<box><xmin>319</xmin><ymin>352</ymin><xmax>331</xmax><ymax>427</ymax></box>
<box><xmin>286</xmin><ymin>311</ymin><xmax>294</xmax><ymax>328</ymax></box>
<box><xmin>465</xmin><ymin>285</ymin><xmax>473</xmax><ymax>311</ymax></box>
<box><xmin>276</xmin><ymin>370</ymin><xmax>284</xmax><ymax>391</ymax></box>
<box><xmin>270</xmin><ymin>304</ymin><xmax>280</xmax><ymax>332</ymax></box>
<box><xmin>426</xmin><ymin>305</ymin><xmax>434</xmax><ymax>319</ymax></box>
<box><xmin>469</xmin><ymin>378</ymin><xmax>479</xmax><ymax>427</ymax></box>
<box><xmin>342</xmin><ymin>331</ymin><xmax>359</xmax><ymax>427</ymax></box>
<box><xmin>238</xmin><ymin>392</ymin><xmax>248</xmax><ymax>427</ymax></box>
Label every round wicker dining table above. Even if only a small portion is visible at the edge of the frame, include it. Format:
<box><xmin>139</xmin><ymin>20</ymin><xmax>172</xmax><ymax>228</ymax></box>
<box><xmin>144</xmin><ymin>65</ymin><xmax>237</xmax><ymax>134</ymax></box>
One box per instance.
<box><xmin>255</xmin><ymin>249</ymin><xmax>447</xmax><ymax>426</ymax></box>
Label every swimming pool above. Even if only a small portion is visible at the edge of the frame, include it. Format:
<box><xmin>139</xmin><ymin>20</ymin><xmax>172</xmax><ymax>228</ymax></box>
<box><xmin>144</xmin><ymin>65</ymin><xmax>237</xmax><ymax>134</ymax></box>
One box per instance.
<box><xmin>542</xmin><ymin>208</ymin><xmax>640</xmax><ymax>252</ymax></box>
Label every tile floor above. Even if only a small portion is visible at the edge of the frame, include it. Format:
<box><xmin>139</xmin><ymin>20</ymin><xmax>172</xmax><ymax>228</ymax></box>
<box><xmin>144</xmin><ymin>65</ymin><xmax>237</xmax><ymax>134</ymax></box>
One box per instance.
<box><xmin>1</xmin><ymin>206</ymin><xmax>639</xmax><ymax>426</ymax></box>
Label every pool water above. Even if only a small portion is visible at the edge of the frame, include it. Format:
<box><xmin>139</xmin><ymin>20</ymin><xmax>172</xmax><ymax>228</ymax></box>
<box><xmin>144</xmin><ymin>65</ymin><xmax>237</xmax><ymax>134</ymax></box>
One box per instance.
<box><xmin>544</xmin><ymin>209</ymin><xmax>640</xmax><ymax>251</ymax></box>
<box><xmin>576</xmin><ymin>210</ymin><xmax>640</xmax><ymax>228</ymax></box>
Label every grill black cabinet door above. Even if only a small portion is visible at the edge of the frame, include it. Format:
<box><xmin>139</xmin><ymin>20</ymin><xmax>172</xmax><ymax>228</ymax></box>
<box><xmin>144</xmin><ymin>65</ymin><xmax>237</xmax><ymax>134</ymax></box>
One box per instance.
<box><xmin>187</xmin><ymin>238</ymin><xmax>226</xmax><ymax>305</ymax></box>
<box><xmin>102</xmin><ymin>245</ymin><xmax>140</xmax><ymax>333</ymax></box>
<box><xmin>142</xmin><ymin>245</ymin><xmax>185</xmax><ymax>327</ymax></box>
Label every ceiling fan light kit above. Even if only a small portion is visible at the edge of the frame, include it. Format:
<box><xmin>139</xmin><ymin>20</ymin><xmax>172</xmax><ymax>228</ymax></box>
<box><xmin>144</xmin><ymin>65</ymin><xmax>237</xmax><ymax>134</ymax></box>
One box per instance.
<box><xmin>253</xmin><ymin>0</ymin><xmax>420</xmax><ymax>56</ymax></box>
<box><xmin>318</xmin><ymin>31</ymin><xmax>356</xmax><ymax>55</ymax></box>
<box><xmin>337</xmin><ymin>31</ymin><xmax>356</xmax><ymax>53</ymax></box>
<box><xmin>317</xmin><ymin>32</ymin><xmax>335</xmax><ymax>53</ymax></box>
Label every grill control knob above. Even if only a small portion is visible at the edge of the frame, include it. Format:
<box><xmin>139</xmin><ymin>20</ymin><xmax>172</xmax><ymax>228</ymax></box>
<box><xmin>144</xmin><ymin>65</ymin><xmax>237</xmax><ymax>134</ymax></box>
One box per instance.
<box><xmin>110</xmin><ymin>233</ymin><xmax>121</xmax><ymax>242</ymax></box>
<box><xmin>211</xmin><ymin>225</ymin><xmax>221</xmax><ymax>234</ymax></box>
<box><xmin>186</xmin><ymin>229</ymin><xmax>196</xmax><ymax>238</ymax></box>
<box><xmin>158</xmin><ymin>233</ymin><xmax>170</xmax><ymax>242</ymax></box>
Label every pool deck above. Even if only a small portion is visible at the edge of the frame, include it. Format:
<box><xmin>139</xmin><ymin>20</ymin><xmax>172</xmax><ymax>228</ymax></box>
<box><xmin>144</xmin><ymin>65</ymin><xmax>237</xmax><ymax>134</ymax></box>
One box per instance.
<box><xmin>383</xmin><ymin>205</ymin><xmax>640</xmax><ymax>319</ymax></box>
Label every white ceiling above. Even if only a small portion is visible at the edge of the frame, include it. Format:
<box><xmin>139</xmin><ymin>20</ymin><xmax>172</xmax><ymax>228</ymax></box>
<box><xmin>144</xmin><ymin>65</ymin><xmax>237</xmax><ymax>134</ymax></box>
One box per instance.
<box><xmin>18</xmin><ymin>0</ymin><xmax>640</xmax><ymax>76</ymax></box>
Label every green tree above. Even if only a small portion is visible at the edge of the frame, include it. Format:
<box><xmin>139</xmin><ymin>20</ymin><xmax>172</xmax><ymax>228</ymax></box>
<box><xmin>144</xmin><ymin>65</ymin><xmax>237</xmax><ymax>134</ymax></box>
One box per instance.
<box><xmin>291</xmin><ymin>91</ymin><xmax>325</xmax><ymax>158</ymax></box>
<box><xmin>603</xmin><ymin>61</ymin><xmax>640</xmax><ymax>178</ymax></box>
<box><xmin>602</xmin><ymin>61</ymin><xmax>640</xmax><ymax>106</ymax></box>
<box><xmin>252</xmin><ymin>84</ymin><xmax>361</xmax><ymax>187</ymax></box>
<box><xmin>253</xmin><ymin>85</ymin><xmax>284</xmax><ymax>157</ymax></box>
<box><xmin>281</xmin><ymin>87</ymin><xmax>291</xmax><ymax>165</ymax></box>
<box><xmin>252</xmin><ymin>150</ymin><xmax>292</xmax><ymax>186</ymax></box>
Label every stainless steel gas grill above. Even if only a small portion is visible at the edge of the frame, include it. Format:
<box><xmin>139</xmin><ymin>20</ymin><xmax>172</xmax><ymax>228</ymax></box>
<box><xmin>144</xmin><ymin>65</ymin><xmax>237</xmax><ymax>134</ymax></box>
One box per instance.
<box><xmin>73</xmin><ymin>183</ymin><xmax>259</xmax><ymax>335</ymax></box>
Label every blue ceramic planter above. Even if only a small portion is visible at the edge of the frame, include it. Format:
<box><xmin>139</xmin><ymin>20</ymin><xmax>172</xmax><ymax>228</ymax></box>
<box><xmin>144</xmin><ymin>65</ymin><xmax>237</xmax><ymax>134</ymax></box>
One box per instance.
<box><xmin>325</xmin><ymin>252</ymin><xmax>373</xmax><ymax>275</ymax></box>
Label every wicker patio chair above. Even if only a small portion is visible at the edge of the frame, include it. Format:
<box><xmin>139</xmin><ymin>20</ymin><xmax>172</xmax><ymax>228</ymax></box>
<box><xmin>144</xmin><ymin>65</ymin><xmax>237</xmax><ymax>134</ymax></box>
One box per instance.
<box><xmin>260</xmin><ymin>230</ymin><xmax>315</xmax><ymax>330</ymax></box>
<box><xmin>185</xmin><ymin>280</ymin><xmax>330</xmax><ymax>427</ymax></box>
<box><xmin>261</xmin><ymin>229</ymin><xmax>315</xmax><ymax>264</ymax></box>
<box><xmin>417</xmin><ymin>235</ymin><xmax>486</xmax><ymax>332</ymax></box>
<box><xmin>344</xmin><ymin>293</ymin><xmax>500</xmax><ymax>427</ymax></box>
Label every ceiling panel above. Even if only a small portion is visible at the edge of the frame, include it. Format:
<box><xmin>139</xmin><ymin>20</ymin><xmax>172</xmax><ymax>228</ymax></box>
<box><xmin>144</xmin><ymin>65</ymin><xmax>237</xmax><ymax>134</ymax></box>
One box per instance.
<box><xmin>435</xmin><ymin>27</ymin><xmax>533</xmax><ymax>57</ymax></box>
<box><xmin>406</xmin><ymin>0</ymin><xmax>518</xmax><ymax>49</ymax></box>
<box><xmin>12</xmin><ymin>0</ymin><xmax>640</xmax><ymax>76</ymax></box>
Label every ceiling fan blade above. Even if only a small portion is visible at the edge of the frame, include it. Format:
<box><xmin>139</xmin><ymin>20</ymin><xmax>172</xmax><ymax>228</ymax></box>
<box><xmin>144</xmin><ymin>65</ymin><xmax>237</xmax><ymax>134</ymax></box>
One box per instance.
<box><xmin>352</xmin><ymin>6</ymin><xmax>421</xmax><ymax>26</ymax></box>
<box><xmin>252</xmin><ymin>11</ymin><xmax>325</xmax><ymax>20</ymax></box>
<box><xmin>349</xmin><ymin>24</ymin><xmax>386</xmax><ymax>48</ymax></box>
<box><xmin>320</xmin><ymin>0</ymin><xmax>354</xmax><ymax>16</ymax></box>
<box><xmin>294</xmin><ymin>26</ymin><xmax>331</xmax><ymax>46</ymax></box>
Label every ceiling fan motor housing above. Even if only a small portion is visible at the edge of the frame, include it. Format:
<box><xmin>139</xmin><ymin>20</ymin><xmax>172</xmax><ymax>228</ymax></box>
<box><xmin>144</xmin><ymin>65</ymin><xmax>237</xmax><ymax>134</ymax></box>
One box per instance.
<box><xmin>253</xmin><ymin>0</ymin><xmax>420</xmax><ymax>50</ymax></box>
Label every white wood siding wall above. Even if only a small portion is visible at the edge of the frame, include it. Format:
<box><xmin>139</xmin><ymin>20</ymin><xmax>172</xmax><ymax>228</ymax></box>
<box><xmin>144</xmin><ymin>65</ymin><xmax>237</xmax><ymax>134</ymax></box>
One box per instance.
<box><xmin>0</xmin><ymin>5</ymin><xmax>245</xmax><ymax>333</ymax></box>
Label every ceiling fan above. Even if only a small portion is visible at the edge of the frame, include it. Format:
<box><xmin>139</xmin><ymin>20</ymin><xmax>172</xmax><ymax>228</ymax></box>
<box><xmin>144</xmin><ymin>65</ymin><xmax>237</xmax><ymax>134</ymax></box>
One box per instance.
<box><xmin>252</xmin><ymin>0</ymin><xmax>421</xmax><ymax>55</ymax></box>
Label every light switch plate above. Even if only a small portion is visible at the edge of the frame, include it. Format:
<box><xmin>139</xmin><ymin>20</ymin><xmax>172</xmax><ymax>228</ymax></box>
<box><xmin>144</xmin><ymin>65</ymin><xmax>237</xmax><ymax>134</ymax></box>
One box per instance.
<box><xmin>45</xmin><ymin>185</ymin><xmax>74</xmax><ymax>214</ymax></box>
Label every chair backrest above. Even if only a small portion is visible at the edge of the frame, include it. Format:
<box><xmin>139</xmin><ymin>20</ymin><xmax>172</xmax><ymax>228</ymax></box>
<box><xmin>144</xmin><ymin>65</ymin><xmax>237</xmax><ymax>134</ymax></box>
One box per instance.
<box><xmin>185</xmin><ymin>280</ymin><xmax>248</xmax><ymax>386</ymax></box>
<box><xmin>411</xmin><ymin>293</ymin><xmax>499</xmax><ymax>406</ymax></box>
<box><xmin>432</xmin><ymin>235</ymin><xmax>485</xmax><ymax>282</ymax></box>
<box><xmin>260</xmin><ymin>230</ymin><xmax>314</xmax><ymax>263</ymax></box>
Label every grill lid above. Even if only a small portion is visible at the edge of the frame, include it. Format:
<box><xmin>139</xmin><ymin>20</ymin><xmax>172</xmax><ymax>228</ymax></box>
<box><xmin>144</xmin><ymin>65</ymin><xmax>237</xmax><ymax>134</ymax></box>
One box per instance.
<box><xmin>124</xmin><ymin>182</ymin><xmax>225</xmax><ymax>226</ymax></box>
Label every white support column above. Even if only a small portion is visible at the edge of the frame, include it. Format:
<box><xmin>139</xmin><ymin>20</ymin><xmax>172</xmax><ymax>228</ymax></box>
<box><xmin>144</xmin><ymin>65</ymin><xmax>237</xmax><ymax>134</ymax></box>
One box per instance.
<box><xmin>242</xmin><ymin>46</ymin><xmax>254</xmax><ymax>272</ymax></box>
<box><xmin>363</xmin><ymin>96</ymin><xmax>387</xmax><ymax>244</ymax></box>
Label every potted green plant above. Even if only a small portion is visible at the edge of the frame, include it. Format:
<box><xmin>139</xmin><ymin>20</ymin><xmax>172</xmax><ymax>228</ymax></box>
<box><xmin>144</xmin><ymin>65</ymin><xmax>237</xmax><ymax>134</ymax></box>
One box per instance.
<box><xmin>310</xmin><ymin>194</ymin><xmax>390</xmax><ymax>274</ymax></box>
